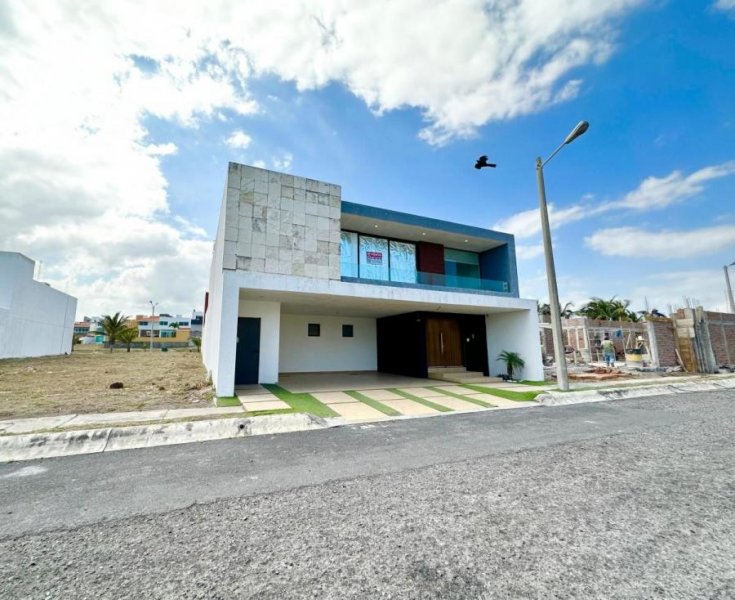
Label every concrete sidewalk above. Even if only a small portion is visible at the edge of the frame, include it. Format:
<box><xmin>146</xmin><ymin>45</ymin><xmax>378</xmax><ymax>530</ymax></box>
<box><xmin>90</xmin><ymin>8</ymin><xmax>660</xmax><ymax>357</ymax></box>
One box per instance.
<box><xmin>0</xmin><ymin>406</ymin><xmax>245</xmax><ymax>435</ymax></box>
<box><xmin>540</xmin><ymin>374</ymin><xmax>735</xmax><ymax>406</ymax></box>
<box><xmin>3</xmin><ymin>375</ymin><xmax>732</xmax><ymax>463</ymax></box>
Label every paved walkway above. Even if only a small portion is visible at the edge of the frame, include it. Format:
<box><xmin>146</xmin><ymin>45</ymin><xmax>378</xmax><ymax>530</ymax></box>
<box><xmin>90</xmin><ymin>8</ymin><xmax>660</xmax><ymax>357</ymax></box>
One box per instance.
<box><xmin>312</xmin><ymin>382</ymin><xmax>539</xmax><ymax>423</ymax></box>
<box><xmin>0</xmin><ymin>382</ymin><xmax>541</xmax><ymax>436</ymax></box>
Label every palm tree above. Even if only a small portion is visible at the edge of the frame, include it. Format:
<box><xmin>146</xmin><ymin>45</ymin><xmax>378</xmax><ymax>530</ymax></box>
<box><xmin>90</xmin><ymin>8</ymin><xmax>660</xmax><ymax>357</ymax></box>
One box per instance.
<box><xmin>117</xmin><ymin>327</ymin><xmax>138</xmax><ymax>352</ymax></box>
<box><xmin>100</xmin><ymin>312</ymin><xmax>129</xmax><ymax>351</ymax></box>
<box><xmin>538</xmin><ymin>302</ymin><xmax>574</xmax><ymax>318</ymax></box>
<box><xmin>577</xmin><ymin>297</ymin><xmax>638</xmax><ymax>322</ymax></box>
<box><xmin>498</xmin><ymin>350</ymin><xmax>525</xmax><ymax>381</ymax></box>
<box><xmin>191</xmin><ymin>337</ymin><xmax>202</xmax><ymax>353</ymax></box>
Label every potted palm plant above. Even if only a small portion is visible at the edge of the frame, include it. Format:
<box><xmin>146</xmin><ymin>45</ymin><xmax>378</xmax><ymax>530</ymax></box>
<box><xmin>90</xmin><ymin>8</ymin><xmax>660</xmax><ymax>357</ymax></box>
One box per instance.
<box><xmin>498</xmin><ymin>350</ymin><xmax>525</xmax><ymax>381</ymax></box>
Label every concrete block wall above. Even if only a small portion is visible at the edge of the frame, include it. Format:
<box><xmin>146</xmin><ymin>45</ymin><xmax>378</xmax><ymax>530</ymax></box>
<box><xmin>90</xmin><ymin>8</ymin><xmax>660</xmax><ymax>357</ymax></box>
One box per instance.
<box><xmin>222</xmin><ymin>162</ymin><xmax>342</xmax><ymax>280</ymax></box>
<box><xmin>705</xmin><ymin>311</ymin><xmax>735</xmax><ymax>366</ymax></box>
<box><xmin>646</xmin><ymin>317</ymin><xmax>678</xmax><ymax>367</ymax></box>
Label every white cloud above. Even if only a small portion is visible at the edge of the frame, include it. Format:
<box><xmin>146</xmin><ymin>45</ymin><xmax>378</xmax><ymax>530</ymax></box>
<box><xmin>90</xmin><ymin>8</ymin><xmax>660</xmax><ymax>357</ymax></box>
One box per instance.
<box><xmin>1</xmin><ymin>0</ymin><xmax>642</xmax><ymax>146</ymax></box>
<box><xmin>145</xmin><ymin>143</ymin><xmax>178</xmax><ymax>156</ymax></box>
<box><xmin>515</xmin><ymin>243</ymin><xmax>545</xmax><ymax>260</ymax></box>
<box><xmin>225</xmin><ymin>130</ymin><xmax>253</xmax><ymax>150</ymax></box>
<box><xmin>616</xmin><ymin>162</ymin><xmax>735</xmax><ymax>210</ymax></box>
<box><xmin>714</xmin><ymin>0</ymin><xmax>735</xmax><ymax>12</ymax></box>
<box><xmin>494</xmin><ymin>203</ymin><xmax>600</xmax><ymax>240</ymax></box>
<box><xmin>272</xmin><ymin>152</ymin><xmax>294</xmax><ymax>172</ymax></box>
<box><xmin>0</xmin><ymin>0</ymin><xmax>646</xmax><ymax>315</ymax></box>
<box><xmin>631</xmin><ymin>269</ymin><xmax>732</xmax><ymax>313</ymax></box>
<box><xmin>584</xmin><ymin>225</ymin><xmax>735</xmax><ymax>258</ymax></box>
<box><xmin>494</xmin><ymin>162</ymin><xmax>735</xmax><ymax>239</ymax></box>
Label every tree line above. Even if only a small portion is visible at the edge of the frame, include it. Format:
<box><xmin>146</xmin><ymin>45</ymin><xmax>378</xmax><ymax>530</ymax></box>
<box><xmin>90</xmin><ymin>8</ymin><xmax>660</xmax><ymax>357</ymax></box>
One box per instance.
<box><xmin>538</xmin><ymin>297</ymin><xmax>664</xmax><ymax>323</ymax></box>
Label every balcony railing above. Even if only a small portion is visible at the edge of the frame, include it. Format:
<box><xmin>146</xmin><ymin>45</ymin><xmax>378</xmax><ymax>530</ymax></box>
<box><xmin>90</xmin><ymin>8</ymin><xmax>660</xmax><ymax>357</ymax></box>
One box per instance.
<box><xmin>340</xmin><ymin>262</ymin><xmax>509</xmax><ymax>293</ymax></box>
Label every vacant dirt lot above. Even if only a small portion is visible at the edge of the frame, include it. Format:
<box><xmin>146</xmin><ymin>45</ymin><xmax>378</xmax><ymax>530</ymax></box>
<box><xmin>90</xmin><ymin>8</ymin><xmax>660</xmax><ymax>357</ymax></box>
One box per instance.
<box><xmin>0</xmin><ymin>346</ymin><xmax>213</xmax><ymax>420</ymax></box>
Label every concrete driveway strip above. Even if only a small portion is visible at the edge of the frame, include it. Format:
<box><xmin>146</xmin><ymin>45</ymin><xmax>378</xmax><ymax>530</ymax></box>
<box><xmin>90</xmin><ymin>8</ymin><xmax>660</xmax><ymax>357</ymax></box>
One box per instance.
<box><xmin>424</xmin><ymin>395</ymin><xmax>486</xmax><ymax>411</ymax></box>
<box><xmin>312</xmin><ymin>391</ymin><xmax>359</xmax><ymax>404</ymax></box>
<box><xmin>328</xmin><ymin>402</ymin><xmax>389</xmax><ymax>422</ymax></box>
<box><xmin>379</xmin><ymin>398</ymin><xmax>441</xmax><ymax>415</ymax></box>
<box><xmin>0</xmin><ymin>390</ymin><xmax>733</xmax><ymax>598</ymax></box>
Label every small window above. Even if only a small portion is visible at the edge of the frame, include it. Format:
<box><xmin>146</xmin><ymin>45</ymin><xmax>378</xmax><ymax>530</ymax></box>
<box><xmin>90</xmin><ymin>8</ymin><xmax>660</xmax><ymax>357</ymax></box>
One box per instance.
<box><xmin>342</xmin><ymin>324</ymin><xmax>354</xmax><ymax>338</ymax></box>
<box><xmin>308</xmin><ymin>323</ymin><xmax>320</xmax><ymax>337</ymax></box>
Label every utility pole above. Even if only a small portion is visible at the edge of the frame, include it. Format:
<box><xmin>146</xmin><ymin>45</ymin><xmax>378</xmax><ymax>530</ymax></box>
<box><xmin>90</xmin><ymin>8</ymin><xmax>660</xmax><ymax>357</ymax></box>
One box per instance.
<box><xmin>149</xmin><ymin>300</ymin><xmax>158</xmax><ymax>352</ymax></box>
<box><xmin>724</xmin><ymin>263</ymin><xmax>735</xmax><ymax>313</ymax></box>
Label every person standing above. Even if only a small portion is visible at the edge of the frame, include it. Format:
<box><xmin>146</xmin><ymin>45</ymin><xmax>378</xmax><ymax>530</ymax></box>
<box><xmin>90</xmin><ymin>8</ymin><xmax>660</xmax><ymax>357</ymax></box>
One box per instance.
<box><xmin>602</xmin><ymin>334</ymin><xmax>616</xmax><ymax>371</ymax></box>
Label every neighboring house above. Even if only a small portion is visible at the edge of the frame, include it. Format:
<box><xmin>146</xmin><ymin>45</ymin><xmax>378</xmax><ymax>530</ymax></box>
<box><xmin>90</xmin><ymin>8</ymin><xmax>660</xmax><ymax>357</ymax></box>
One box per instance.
<box><xmin>190</xmin><ymin>311</ymin><xmax>203</xmax><ymax>338</ymax></box>
<box><xmin>78</xmin><ymin>317</ymin><xmax>106</xmax><ymax>345</ymax></box>
<box><xmin>0</xmin><ymin>251</ymin><xmax>77</xmax><ymax>358</ymax></box>
<box><xmin>73</xmin><ymin>321</ymin><xmax>90</xmax><ymax>336</ymax></box>
<box><xmin>202</xmin><ymin>163</ymin><xmax>542</xmax><ymax>396</ymax></box>
<box><xmin>128</xmin><ymin>313</ymin><xmax>195</xmax><ymax>344</ymax></box>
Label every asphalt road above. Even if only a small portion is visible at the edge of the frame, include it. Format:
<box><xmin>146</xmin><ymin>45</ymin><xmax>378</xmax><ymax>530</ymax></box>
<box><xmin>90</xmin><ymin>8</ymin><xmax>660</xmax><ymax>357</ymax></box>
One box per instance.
<box><xmin>1</xmin><ymin>390</ymin><xmax>733</xmax><ymax>599</ymax></box>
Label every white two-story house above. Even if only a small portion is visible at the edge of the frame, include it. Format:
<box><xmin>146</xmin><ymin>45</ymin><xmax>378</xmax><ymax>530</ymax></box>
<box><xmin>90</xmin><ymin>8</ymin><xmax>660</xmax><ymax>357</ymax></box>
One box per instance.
<box><xmin>202</xmin><ymin>163</ymin><xmax>543</xmax><ymax>396</ymax></box>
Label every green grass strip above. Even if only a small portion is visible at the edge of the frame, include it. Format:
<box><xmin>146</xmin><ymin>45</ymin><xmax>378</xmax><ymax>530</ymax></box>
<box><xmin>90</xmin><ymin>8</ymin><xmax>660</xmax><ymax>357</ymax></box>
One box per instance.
<box><xmin>389</xmin><ymin>388</ymin><xmax>453</xmax><ymax>412</ymax></box>
<box><xmin>216</xmin><ymin>396</ymin><xmax>241</xmax><ymax>407</ymax></box>
<box><xmin>517</xmin><ymin>380</ymin><xmax>551</xmax><ymax>387</ymax></box>
<box><xmin>262</xmin><ymin>384</ymin><xmax>338</xmax><ymax>418</ymax></box>
<box><xmin>425</xmin><ymin>386</ymin><xmax>495</xmax><ymax>408</ymax></box>
<box><xmin>344</xmin><ymin>390</ymin><xmax>401</xmax><ymax>416</ymax></box>
<box><xmin>460</xmin><ymin>384</ymin><xmax>541</xmax><ymax>402</ymax></box>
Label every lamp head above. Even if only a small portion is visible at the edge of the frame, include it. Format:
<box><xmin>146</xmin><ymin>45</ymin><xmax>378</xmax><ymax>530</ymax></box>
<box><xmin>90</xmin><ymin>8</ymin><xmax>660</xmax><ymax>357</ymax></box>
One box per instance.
<box><xmin>474</xmin><ymin>155</ymin><xmax>497</xmax><ymax>169</ymax></box>
<box><xmin>564</xmin><ymin>121</ymin><xmax>589</xmax><ymax>145</ymax></box>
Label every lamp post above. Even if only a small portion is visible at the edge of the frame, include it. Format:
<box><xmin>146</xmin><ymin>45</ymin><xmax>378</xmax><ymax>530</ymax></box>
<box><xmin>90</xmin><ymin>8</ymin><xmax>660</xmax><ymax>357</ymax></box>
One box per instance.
<box><xmin>725</xmin><ymin>262</ymin><xmax>735</xmax><ymax>313</ymax></box>
<box><xmin>149</xmin><ymin>300</ymin><xmax>157</xmax><ymax>352</ymax></box>
<box><xmin>536</xmin><ymin>121</ymin><xmax>589</xmax><ymax>391</ymax></box>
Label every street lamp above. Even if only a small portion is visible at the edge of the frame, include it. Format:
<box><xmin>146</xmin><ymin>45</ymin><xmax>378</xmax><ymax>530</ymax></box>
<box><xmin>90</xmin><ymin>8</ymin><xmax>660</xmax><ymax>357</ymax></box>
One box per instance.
<box><xmin>149</xmin><ymin>300</ymin><xmax>158</xmax><ymax>352</ymax></box>
<box><xmin>724</xmin><ymin>262</ymin><xmax>735</xmax><ymax>313</ymax></box>
<box><xmin>536</xmin><ymin>121</ymin><xmax>589</xmax><ymax>391</ymax></box>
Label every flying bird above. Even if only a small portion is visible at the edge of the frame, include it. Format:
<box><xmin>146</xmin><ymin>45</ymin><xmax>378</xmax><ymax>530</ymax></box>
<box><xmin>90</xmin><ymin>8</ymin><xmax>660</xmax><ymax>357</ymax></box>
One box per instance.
<box><xmin>474</xmin><ymin>155</ymin><xmax>497</xmax><ymax>169</ymax></box>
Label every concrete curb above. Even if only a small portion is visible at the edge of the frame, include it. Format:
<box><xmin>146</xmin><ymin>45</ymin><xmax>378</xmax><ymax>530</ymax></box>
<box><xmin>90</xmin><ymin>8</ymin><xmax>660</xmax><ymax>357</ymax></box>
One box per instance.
<box><xmin>0</xmin><ymin>413</ymin><xmax>345</xmax><ymax>463</ymax></box>
<box><xmin>538</xmin><ymin>378</ymin><xmax>735</xmax><ymax>406</ymax></box>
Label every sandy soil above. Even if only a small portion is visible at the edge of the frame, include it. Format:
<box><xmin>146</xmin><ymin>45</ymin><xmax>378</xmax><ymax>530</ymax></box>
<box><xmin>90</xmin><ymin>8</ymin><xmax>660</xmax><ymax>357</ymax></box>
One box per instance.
<box><xmin>0</xmin><ymin>346</ymin><xmax>213</xmax><ymax>420</ymax></box>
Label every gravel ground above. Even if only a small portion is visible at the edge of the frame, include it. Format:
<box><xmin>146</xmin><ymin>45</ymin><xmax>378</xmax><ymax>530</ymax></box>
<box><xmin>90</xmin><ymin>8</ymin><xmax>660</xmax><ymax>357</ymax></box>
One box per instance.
<box><xmin>1</xmin><ymin>392</ymin><xmax>734</xmax><ymax>599</ymax></box>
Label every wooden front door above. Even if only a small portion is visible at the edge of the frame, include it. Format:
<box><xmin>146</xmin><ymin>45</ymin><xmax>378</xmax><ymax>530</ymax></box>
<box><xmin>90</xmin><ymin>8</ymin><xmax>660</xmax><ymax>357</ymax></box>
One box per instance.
<box><xmin>426</xmin><ymin>317</ymin><xmax>462</xmax><ymax>367</ymax></box>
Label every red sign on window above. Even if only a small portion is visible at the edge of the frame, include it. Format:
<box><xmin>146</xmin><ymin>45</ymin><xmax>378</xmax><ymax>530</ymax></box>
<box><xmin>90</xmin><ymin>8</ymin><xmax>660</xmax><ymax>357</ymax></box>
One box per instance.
<box><xmin>366</xmin><ymin>251</ymin><xmax>383</xmax><ymax>265</ymax></box>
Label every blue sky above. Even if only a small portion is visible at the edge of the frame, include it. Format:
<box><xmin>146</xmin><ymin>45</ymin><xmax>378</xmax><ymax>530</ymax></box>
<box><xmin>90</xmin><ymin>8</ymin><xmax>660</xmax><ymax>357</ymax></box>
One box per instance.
<box><xmin>1</xmin><ymin>1</ymin><xmax>734</xmax><ymax>316</ymax></box>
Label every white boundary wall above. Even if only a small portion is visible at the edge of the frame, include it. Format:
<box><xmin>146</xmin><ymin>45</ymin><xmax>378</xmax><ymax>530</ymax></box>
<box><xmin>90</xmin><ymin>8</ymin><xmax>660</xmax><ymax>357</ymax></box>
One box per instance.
<box><xmin>280</xmin><ymin>314</ymin><xmax>377</xmax><ymax>373</ymax></box>
<box><xmin>0</xmin><ymin>252</ymin><xmax>77</xmax><ymax>359</ymax></box>
<box><xmin>486</xmin><ymin>310</ymin><xmax>543</xmax><ymax>380</ymax></box>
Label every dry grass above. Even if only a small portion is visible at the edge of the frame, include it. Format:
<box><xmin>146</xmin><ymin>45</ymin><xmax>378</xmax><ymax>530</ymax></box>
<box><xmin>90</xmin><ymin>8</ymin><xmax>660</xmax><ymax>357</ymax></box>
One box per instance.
<box><xmin>0</xmin><ymin>346</ymin><xmax>214</xmax><ymax>420</ymax></box>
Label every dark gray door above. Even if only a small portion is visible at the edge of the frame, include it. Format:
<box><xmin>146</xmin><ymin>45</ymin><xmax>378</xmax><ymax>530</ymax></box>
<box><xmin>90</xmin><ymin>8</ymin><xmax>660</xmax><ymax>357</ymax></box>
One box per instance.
<box><xmin>235</xmin><ymin>317</ymin><xmax>260</xmax><ymax>385</ymax></box>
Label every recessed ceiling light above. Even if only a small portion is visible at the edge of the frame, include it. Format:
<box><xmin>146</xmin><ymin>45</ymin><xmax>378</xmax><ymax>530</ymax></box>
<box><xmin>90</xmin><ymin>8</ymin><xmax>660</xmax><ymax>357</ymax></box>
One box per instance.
<box><xmin>421</xmin><ymin>232</ymin><xmax>427</xmax><ymax>236</ymax></box>
<box><xmin>374</xmin><ymin>224</ymin><xmax>379</xmax><ymax>228</ymax></box>
<box><xmin>464</xmin><ymin>239</ymin><xmax>469</xmax><ymax>243</ymax></box>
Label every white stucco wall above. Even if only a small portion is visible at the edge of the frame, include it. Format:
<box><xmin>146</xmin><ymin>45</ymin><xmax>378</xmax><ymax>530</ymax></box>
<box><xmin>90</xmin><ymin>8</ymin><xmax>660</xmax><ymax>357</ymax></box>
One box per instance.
<box><xmin>485</xmin><ymin>309</ymin><xmax>544</xmax><ymax>381</ymax></box>
<box><xmin>0</xmin><ymin>252</ymin><xmax>77</xmax><ymax>359</ymax></box>
<box><xmin>279</xmin><ymin>314</ymin><xmax>377</xmax><ymax>373</ymax></box>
